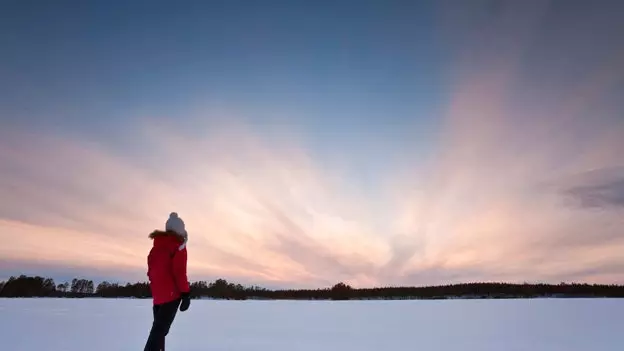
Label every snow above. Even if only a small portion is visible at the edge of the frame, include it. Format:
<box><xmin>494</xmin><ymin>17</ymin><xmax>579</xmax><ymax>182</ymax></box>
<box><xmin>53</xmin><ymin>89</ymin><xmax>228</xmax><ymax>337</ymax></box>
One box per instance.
<box><xmin>0</xmin><ymin>298</ymin><xmax>621</xmax><ymax>350</ymax></box>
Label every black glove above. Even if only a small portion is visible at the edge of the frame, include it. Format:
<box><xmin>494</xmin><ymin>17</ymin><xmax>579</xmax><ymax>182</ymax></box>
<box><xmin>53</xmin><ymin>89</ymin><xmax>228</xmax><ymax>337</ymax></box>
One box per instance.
<box><xmin>179</xmin><ymin>292</ymin><xmax>191</xmax><ymax>312</ymax></box>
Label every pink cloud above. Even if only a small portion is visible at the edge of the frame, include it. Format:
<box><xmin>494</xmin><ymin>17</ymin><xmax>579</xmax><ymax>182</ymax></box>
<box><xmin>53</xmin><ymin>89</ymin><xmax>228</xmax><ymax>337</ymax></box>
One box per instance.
<box><xmin>386</xmin><ymin>0</ymin><xmax>624</xmax><ymax>286</ymax></box>
<box><xmin>0</xmin><ymin>119</ymin><xmax>391</xmax><ymax>287</ymax></box>
<box><xmin>2</xmin><ymin>0</ymin><xmax>623</xmax><ymax>288</ymax></box>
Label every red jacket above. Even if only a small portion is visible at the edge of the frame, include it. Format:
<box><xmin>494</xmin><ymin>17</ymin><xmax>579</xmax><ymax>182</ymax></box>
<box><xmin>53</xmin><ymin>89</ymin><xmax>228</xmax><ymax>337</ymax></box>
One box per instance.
<box><xmin>147</xmin><ymin>230</ymin><xmax>190</xmax><ymax>305</ymax></box>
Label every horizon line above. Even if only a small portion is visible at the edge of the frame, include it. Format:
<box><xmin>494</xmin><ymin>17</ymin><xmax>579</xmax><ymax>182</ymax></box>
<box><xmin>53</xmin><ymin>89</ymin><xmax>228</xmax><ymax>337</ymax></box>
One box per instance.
<box><xmin>3</xmin><ymin>273</ymin><xmax>624</xmax><ymax>290</ymax></box>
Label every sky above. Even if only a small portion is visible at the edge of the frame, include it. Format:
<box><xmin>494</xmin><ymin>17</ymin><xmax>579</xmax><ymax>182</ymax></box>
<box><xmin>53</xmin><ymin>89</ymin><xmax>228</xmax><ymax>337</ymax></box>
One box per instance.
<box><xmin>1</xmin><ymin>0</ymin><xmax>623</xmax><ymax>289</ymax></box>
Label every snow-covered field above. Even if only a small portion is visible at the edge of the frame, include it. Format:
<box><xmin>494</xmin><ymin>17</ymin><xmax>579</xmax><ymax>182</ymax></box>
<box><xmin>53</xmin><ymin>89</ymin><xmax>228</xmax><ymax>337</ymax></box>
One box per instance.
<box><xmin>0</xmin><ymin>298</ymin><xmax>621</xmax><ymax>351</ymax></box>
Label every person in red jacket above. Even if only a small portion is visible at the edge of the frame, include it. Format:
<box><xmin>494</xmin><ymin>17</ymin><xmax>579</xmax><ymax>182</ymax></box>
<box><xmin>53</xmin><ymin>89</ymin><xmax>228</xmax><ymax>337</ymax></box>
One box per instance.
<box><xmin>144</xmin><ymin>212</ymin><xmax>191</xmax><ymax>351</ymax></box>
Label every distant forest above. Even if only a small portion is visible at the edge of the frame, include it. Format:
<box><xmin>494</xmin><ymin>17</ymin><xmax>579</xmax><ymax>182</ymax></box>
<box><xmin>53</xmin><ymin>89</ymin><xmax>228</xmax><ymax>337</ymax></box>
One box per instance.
<box><xmin>1</xmin><ymin>275</ymin><xmax>624</xmax><ymax>300</ymax></box>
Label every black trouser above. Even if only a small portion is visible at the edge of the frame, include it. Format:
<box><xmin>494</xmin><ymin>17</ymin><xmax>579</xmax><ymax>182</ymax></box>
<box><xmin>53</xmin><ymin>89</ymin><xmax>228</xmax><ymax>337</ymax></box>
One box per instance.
<box><xmin>144</xmin><ymin>298</ymin><xmax>181</xmax><ymax>351</ymax></box>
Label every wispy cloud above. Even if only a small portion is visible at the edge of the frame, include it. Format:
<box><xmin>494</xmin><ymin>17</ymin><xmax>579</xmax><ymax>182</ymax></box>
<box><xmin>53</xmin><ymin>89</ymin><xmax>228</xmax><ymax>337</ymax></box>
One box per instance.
<box><xmin>560</xmin><ymin>168</ymin><xmax>624</xmax><ymax>210</ymax></box>
<box><xmin>386</xmin><ymin>0</ymin><xmax>624</xmax><ymax>286</ymax></box>
<box><xmin>2</xmin><ymin>0</ymin><xmax>623</xmax><ymax>288</ymax></box>
<box><xmin>0</xmin><ymin>118</ymin><xmax>391</xmax><ymax>287</ymax></box>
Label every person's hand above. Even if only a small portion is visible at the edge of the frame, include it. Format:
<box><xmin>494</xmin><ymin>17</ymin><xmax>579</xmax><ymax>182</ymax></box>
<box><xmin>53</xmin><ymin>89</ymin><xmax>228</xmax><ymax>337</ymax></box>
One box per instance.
<box><xmin>179</xmin><ymin>292</ymin><xmax>191</xmax><ymax>312</ymax></box>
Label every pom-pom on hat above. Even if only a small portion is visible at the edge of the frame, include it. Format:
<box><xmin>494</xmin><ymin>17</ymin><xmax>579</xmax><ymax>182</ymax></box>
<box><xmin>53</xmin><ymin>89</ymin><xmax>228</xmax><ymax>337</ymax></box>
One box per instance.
<box><xmin>166</xmin><ymin>212</ymin><xmax>188</xmax><ymax>244</ymax></box>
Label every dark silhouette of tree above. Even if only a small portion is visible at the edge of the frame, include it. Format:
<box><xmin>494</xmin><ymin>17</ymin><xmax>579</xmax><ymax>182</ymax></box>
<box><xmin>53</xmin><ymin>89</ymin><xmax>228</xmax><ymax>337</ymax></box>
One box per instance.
<box><xmin>68</xmin><ymin>278</ymin><xmax>94</xmax><ymax>296</ymax></box>
<box><xmin>330</xmin><ymin>282</ymin><xmax>353</xmax><ymax>300</ymax></box>
<box><xmin>3</xmin><ymin>274</ymin><xmax>624</xmax><ymax>300</ymax></box>
<box><xmin>56</xmin><ymin>282</ymin><xmax>69</xmax><ymax>293</ymax></box>
<box><xmin>96</xmin><ymin>281</ymin><xmax>110</xmax><ymax>295</ymax></box>
<box><xmin>93</xmin><ymin>281</ymin><xmax>151</xmax><ymax>298</ymax></box>
<box><xmin>0</xmin><ymin>275</ymin><xmax>56</xmax><ymax>297</ymax></box>
<box><xmin>86</xmin><ymin>280</ymin><xmax>94</xmax><ymax>294</ymax></box>
<box><xmin>42</xmin><ymin>278</ymin><xmax>56</xmax><ymax>294</ymax></box>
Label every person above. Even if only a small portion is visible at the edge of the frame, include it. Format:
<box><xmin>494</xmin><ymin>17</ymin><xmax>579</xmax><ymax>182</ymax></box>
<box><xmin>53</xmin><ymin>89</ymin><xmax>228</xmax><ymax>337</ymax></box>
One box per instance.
<box><xmin>144</xmin><ymin>212</ymin><xmax>191</xmax><ymax>351</ymax></box>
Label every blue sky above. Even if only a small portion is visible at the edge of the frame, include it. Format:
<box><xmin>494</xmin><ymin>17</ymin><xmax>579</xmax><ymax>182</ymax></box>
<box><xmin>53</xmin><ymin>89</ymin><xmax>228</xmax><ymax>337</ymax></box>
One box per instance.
<box><xmin>1</xmin><ymin>1</ymin><xmax>443</xmax><ymax>134</ymax></box>
<box><xmin>1</xmin><ymin>0</ymin><xmax>623</xmax><ymax>288</ymax></box>
<box><xmin>1</xmin><ymin>0</ymin><xmax>445</xmax><ymax>195</ymax></box>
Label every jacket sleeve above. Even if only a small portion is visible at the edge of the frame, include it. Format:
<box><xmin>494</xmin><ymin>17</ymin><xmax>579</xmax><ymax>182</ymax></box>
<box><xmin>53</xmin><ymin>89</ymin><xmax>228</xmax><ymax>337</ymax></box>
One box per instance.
<box><xmin>172</xmin><ymin>247</ymin><xmax>190</xmax><ymax>293</ymax></box>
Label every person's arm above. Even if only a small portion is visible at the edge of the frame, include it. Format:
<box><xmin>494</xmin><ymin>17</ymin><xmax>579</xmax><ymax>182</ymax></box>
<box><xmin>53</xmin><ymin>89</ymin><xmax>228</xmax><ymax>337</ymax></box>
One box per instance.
<box><xmin>172</xmin><ymin>248</ymin><xmax>190</xmax><ymax>294</ymax></box>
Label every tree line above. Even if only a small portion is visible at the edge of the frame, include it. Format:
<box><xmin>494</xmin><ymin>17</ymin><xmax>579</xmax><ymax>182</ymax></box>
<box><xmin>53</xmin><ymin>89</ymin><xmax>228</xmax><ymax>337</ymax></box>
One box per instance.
<box><xmin>2</xmin><ymin>274</ymin><xmax>624</xmax><ymax>300</ymax></box>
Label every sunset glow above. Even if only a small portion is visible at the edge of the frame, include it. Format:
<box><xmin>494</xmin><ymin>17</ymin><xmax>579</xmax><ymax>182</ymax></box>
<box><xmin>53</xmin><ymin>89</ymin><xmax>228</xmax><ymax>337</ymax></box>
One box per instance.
<box><xmin>1</xmin><ymin>0</ymin><xmax>623</xmax><ymax>288</ymax></box>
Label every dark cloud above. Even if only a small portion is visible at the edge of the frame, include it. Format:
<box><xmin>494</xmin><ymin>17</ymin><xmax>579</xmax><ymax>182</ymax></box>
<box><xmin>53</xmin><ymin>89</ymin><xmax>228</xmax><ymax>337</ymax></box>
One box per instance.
<box><xmin>559</xmin><ymin>167</ymin><xmax>624</xmax><ymax>210</ymax></box>
<box><xmin>564</xmin><ymin>179</ymin><xmax>624</xmax><ymax>209</ymax></box>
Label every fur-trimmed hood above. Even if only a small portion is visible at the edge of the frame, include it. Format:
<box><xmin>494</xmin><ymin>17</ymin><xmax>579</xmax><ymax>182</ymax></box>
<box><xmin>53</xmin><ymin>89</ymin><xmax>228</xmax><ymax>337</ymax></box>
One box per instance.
<box><xmin>149</xmin><ymin>230</ymin><xmax>187</xmax><ymax>250</ymax></box>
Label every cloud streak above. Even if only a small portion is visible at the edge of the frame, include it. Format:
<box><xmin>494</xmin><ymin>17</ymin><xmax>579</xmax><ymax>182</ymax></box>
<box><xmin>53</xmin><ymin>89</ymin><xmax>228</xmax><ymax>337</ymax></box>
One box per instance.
<box><xmin>2</xmin><ymin>0</ymin><xmax>624</xmax><ymax>287</ymax></box>
<box><xmin>380</xmin><ymin>0</ymin><xmax>624</xmax><ymax>285</ymax></box>
<box><xmin>561</xmin><ymin>168</ymin><xmax>624</xmax><ymax>210</ymax></box>
<box><xmin>0</xmin><ymin>118</ymin><xmax>392</xmax><ymax>288</ymax></box>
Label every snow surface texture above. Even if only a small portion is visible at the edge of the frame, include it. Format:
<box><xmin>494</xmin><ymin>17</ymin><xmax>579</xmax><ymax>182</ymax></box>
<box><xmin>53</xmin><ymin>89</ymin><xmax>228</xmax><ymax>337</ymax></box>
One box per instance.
<box><xmin>0</xmin><ymin>298</ymin><xmax>621</xmax><ymax>350</ymax></box>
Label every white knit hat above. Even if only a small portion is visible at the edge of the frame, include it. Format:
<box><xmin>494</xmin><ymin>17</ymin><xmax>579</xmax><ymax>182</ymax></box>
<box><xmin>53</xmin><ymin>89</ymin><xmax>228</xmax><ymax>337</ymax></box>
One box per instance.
<box><xmin>166</xmin><ymin>212</ymin><xmax>188</xmax><ymax>249</ymax></box>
